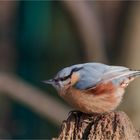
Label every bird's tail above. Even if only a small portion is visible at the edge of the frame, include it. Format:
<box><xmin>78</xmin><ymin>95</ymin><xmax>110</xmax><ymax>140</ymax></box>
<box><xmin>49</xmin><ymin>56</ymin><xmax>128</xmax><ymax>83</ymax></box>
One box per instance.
<box><xmin>129</xmin><ymin>70</ymin><xmax>140</xmax><ymax>78</ymax></box>
<box><xmin>102</xmin><ymin>69</ymin><xmax>140</xmax><ymax>83</ymax></box>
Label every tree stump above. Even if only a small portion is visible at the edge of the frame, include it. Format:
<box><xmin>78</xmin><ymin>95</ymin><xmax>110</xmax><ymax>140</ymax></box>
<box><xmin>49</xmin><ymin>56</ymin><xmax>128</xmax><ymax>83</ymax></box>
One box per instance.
<box><xmin>53</xmin><ymin>111</ymin><xmax>139</xmax><ymax>140</ymax></box>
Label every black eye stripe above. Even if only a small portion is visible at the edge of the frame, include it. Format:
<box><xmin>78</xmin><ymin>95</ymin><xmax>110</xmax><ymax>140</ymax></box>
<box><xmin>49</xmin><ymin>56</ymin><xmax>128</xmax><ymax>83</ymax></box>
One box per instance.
<box><xmin>60</xmin><ymin>76</ymin><xmax>69</xmax><ymax>81</ymax></box>
<box><xmin>54</xmin><ymin>79</ymin><xmax>59</xmax><ymax>82</ymax></box>
<box><xmin>69</xmin><ymin>67</ymin><xmax>83</xmax><ymax>76</ymax></box>
<box><xmin>56</xmin><ymin>67</ymin><xmax>83</xmax><ymax>82</ymax></box>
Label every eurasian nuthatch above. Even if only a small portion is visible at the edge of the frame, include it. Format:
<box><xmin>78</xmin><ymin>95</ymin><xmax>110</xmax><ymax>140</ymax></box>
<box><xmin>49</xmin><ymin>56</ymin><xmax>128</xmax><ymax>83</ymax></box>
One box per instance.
<box><xmin>43</xmin><ymin>63</ymin><xmax>140</xmax><ymax>113</ymax></box>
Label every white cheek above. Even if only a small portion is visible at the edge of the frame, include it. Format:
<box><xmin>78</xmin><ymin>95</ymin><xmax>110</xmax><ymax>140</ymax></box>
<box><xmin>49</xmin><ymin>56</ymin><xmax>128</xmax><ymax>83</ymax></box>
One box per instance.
<box><xmin>63</xmin><ymin>79</ymin><xmax>70</xmax><ymax>85</ymax></box>
<box><xmin>59</xmin><ymin>79</ymin><xmax>71</xmax><ymax>87</ymax></box>
<box><xmin>59</xmin><ymin>81</ymin><xmax>64</xmax><ymax>87</ymax></box>
<box><xmin>53</xmin><ymin>79</ymin><xmax>71</xmax><ymax>91</ymax></box>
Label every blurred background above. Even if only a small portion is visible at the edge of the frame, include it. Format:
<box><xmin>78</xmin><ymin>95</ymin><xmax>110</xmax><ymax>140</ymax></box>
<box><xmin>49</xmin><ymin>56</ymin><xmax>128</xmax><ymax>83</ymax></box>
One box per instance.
<box><xmin>0</xmin><ymin>1</ymin><xmax>140</xmax><ymax>139</ymax></box>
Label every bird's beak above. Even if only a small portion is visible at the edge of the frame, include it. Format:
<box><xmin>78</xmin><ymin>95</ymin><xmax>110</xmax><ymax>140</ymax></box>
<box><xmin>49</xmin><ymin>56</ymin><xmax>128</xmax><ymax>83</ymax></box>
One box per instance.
<box><xmin>42</xmin><ymin>79</ymin><xmax>54</xmax><ymax>85</ymax></box>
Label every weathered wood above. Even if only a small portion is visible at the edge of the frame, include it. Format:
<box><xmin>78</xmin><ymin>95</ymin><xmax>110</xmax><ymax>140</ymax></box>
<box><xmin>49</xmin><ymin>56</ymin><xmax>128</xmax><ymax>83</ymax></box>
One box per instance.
<box><xmin>53</xmin><ymin>111</ymin><xmax>139</xmax><ymax>140</ymax></box>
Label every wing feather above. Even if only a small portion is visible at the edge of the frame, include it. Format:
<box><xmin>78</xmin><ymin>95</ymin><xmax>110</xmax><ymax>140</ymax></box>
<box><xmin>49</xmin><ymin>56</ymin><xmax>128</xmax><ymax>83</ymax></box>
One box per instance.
<box><xmin>74</xmin><ymin>63</ymin><xmax>140</xmax><ymax>90</ymax></box>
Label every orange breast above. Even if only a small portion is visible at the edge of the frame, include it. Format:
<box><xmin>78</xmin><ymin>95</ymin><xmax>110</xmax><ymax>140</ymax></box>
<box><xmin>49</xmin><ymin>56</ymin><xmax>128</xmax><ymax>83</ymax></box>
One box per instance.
<box><xmin>60</xmin><ymin>81</ymin><xmax>124</xmax><ymax>113</ymax></box>
<box><xmin>85</xmin><ymin>82</ymin><xmax>116</xmax><ymax>95</ymax></box>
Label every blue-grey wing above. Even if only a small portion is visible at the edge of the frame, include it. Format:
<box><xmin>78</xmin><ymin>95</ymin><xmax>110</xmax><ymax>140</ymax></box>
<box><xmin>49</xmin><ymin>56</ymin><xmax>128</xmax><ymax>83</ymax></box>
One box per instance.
<box><xmin>74</xmin><ymin>63</ymin><xmax>139</xmax><ymax>90</ymax></box>
<box><xmin>74</xmin><ymin>63</ymin><xmax>110</xmax><ymax>89</ymax></box>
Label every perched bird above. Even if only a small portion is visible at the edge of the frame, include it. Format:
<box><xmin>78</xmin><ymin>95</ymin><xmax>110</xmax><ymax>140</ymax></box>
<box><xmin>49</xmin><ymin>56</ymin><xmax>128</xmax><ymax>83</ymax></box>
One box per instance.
<box><xmin>43</xmin><ymin>63</ymin><xmax>140</xmax><ymax>113</ymax></box>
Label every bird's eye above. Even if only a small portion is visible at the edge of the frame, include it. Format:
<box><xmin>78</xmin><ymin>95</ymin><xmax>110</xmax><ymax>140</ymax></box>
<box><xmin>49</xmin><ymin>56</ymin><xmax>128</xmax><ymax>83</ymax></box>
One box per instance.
<box><xmin>54</xmin><ymin>79</ymin><xmax>59</xmax><ymax>82</ymax></box>
<box><xmin>60</xmin><ymin>76</ymin><xmax>68</xmax><ymax>81</ymax></box>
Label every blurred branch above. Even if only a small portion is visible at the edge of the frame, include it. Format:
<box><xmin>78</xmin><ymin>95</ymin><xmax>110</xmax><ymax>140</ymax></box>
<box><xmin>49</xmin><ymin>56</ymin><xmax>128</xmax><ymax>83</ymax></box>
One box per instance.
<box><xmin>0</xmin><ymin>73</ymin><xmax>71</xmax><ymax>126</ymax></box>
<box><xmin>62</xmin><ymin>1</ymin><xmax>108</xmax><ymax>62</ymax></box>
<box><xmin>97</xmin><ymin>1</ymin><xmax>124</xmax><ymax>45</ymax></box>
<box><xmin>0</xmin><ymin>1</ymin><xmax>18</xmax><ymax>29</ymax></box>
<box><xmin>0</xmin><ymin>1</ymin><xmax>18</xmax><ymax>72</ymax></box>
<box><xmin>0</xmin><ymin>1</ymin><xmax>18</xmax><ymax>137</ymax></box>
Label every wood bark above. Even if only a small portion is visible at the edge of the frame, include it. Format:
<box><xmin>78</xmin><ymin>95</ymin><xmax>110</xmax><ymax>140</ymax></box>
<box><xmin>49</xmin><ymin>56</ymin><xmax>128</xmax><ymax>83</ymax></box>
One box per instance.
<box><xmin>53</xmin><ymin>111</ymin><xmax>139</xmax><ymax>140</ymax></box>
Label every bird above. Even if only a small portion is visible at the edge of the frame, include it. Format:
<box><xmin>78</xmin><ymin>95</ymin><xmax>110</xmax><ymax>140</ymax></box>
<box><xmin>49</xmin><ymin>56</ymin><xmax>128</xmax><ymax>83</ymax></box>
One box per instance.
<box><xmin>43</xmin><ymin>62</ymin><xmax>140</xmax><ymax>114</ymax></box>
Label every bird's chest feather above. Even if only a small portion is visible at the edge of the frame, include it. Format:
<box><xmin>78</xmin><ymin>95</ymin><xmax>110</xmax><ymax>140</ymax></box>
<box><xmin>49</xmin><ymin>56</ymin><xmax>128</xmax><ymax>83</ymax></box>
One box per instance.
<box><xmin>60</xmin><ymin>82</ymin><xmax>124</xmax><ymax>113</ymax></box>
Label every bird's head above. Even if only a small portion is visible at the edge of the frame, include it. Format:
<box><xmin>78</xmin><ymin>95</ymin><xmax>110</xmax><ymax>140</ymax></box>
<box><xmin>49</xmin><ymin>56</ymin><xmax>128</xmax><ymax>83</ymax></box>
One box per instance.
<box><xmin>43</xmin><ymin>66</ymin><xmax>83</xmax><ymax>92</ymax></box>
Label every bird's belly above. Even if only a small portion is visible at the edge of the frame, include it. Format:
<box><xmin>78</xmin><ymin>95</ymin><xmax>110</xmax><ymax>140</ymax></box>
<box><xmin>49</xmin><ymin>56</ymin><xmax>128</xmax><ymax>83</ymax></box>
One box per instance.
<box><xmin>61</xmin><ymin>87</ymin><xmax>124</xmax><ymax>113</ymax></box>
